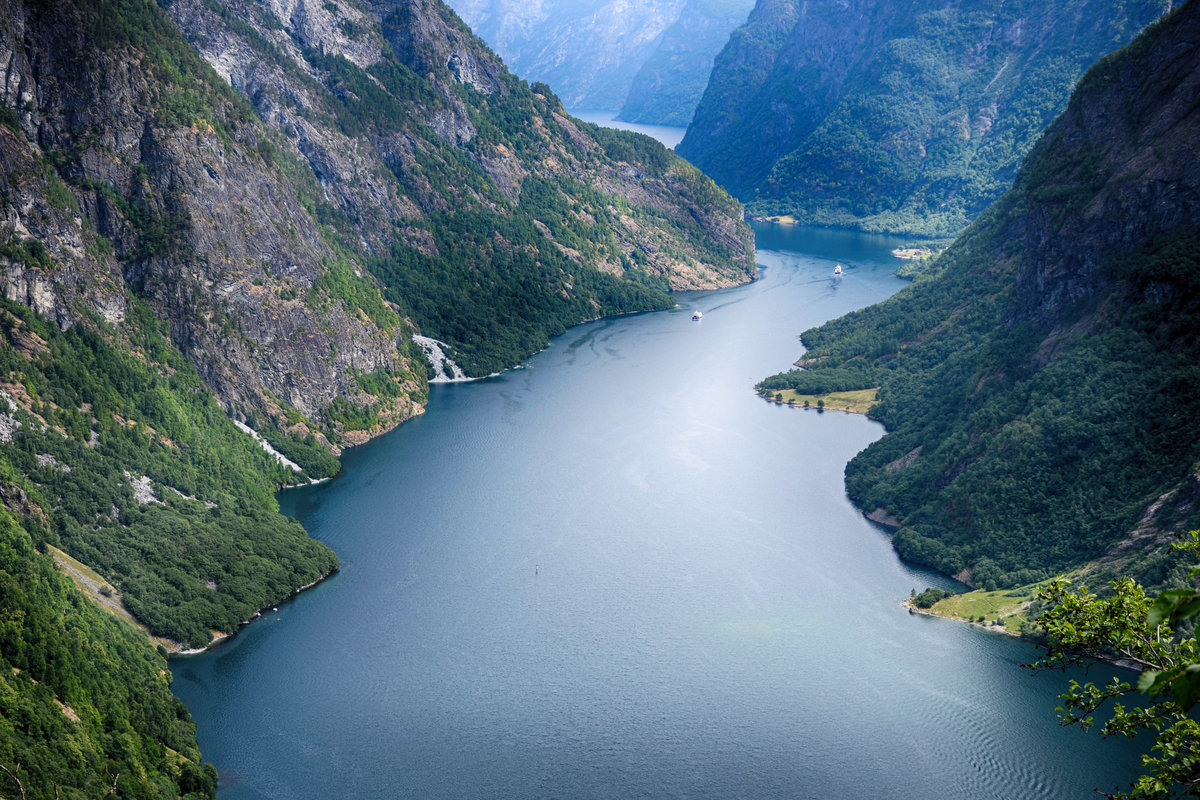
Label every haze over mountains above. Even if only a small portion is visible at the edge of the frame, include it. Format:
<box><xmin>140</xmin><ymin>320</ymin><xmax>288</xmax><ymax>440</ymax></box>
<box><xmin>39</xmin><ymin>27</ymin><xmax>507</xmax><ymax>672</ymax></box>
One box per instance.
<box><xmin>678</xmin><ymin>0</ymin><xmax>1170</xmax><ymax>235</ymax></box>
<box><xmin>444</xmin><ymin>0</ymin><xmax>754</xmax><ymax>125</ymax></box>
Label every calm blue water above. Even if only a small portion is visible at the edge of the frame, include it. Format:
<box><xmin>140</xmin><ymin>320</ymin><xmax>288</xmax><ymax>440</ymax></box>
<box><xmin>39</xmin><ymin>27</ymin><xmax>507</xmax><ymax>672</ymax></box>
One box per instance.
<box><xmin>567</xmin><ymin>109</ymin><xmax>688</xmax><ymax>149</ymax></box>
<box><xmin>172</xmin><ymin>225</ymin><xmax>1145</xmax><ymax>799</ymax></box>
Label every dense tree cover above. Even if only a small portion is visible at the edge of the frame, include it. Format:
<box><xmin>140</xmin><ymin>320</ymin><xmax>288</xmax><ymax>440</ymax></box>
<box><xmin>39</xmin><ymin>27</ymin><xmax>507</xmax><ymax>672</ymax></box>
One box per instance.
<box><xmin>756</xmin><ymin>2</ymin><xmax>1200</xmax><ymax>588</ymax></box>
<box><xmin>0</xmin><ymin>298</ymin><xmax>337</xmax><ymax>647</ymax></box>
<box><xmin>371</xmin><ymin>194</ymin><xmax>674</xmax><ymax>375</ymax></box>
<box><xmin>0</xmin><ymin>510</ymin><xmax>216</xmax><ymax>800</ymax></box>
<box><xmin>764</xmin><ymin>214</ymin><xmax>1200</xmax><ymax>589</ymax></box>
<box><xmin>912</xmin><ymin>586</ymin><xmax>955</xmax><ymax>609</ymax></box>
<box><xmin>1032</xmin><ymin>533</ymin><xmax>1200</xmax><ymax>799</ymax></box>
<box><xmin>679</xmin><ymin>0</ymin><xmax>1167</xmax><ymax>236</ymax></box>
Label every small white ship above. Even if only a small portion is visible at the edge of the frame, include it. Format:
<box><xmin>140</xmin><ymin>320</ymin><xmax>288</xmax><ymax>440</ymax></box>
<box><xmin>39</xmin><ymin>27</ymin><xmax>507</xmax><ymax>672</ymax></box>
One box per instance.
<box><xmin>692</xmin><ymin>310</ymin><xmax>703</xmax><ymax>321</ymax></box>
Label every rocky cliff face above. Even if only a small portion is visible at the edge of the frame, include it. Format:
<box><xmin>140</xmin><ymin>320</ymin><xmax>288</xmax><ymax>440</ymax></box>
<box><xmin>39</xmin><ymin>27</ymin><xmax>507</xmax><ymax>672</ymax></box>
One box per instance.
<box><xmin>679</xmin><ymin>0</ymin><xmax>1169</xmax><ymax>236</ymax></box>
<box><xmin>173</xmin><ymin>0</ymin><xmax>753</xmax><ymax>377</ymax></box>
<box><xmin>0</xmin><ymin>0</ymin><xmax>422</xmax><ymax>451</ymax></box>
<box><xmin>1010</xmin><ymin>14</ymin><xmax>1200</xmax><ymax>326</ymax></box>
<box><xmin>0</xmin><ymin>0</ymin><xmax>753</xmax><ymax>441</ymax></box>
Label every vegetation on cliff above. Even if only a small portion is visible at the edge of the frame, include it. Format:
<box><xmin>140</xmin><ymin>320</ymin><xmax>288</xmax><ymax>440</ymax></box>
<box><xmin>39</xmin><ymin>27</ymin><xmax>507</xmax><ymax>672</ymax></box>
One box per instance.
<box><xmin>0</xmin><ymin>297</ymin><xmax>338</xmax><ymax>648</ymax></box>
<box><xmin>679</xmin><ymin>0</ymin><xmax>1168</xmax><ymax>236</ymax></box>
<box><xmin>757</xmin><ymin>1</ymin><xmax>1200</xmax><ymax>589</ymax></box>
<box><xmin>0</xmin><ymin>510</ymin><xmax>217</xmax><ymax>800</ymax></box>
<box><xmin>164</xmin><ymin>0</ymin><xmax>754</xmax><ymax>377</ymax></box>
<box><xmin>0</xmin><ymin>0</ymin><xmax>755</xmax><ymax>791</ymax></box>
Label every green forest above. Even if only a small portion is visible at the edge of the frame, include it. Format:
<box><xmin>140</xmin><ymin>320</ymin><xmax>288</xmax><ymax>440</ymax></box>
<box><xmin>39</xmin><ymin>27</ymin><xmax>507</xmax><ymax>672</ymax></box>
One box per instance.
<box><xmin>681</xmin><ymin>0</ymin><xmax>1168</xmax><ymax>237</ymax></box>
<box><xmin>759</xmin><ymin>156</ymin><xmax>1200</xmax><ymax>591</ymax></box>
<box><xmin>0</xmin><ymin>298</ymin><xmax>339</xmax><ymax>648</ymax></box>
<box><xmin>0</xmin><ymin>510</ymin><xmax>216</xmax><ymax>800</ymax></box>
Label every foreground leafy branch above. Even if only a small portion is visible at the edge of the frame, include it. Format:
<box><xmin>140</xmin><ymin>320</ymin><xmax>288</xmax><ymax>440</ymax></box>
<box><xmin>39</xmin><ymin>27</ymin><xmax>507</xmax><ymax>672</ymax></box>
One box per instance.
<box><xmin>1031</xmin><ymin>533</ymin><xmax>1200</xmax><ymax>799</ymax></box>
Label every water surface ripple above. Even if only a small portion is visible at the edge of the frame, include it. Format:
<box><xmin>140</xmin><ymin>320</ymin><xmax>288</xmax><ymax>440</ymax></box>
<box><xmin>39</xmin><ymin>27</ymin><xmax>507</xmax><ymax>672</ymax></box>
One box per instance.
<box><xmin>172</xmin><ymin>224</ymin><xmax>1143</xmax><ymax>799</ymax></box>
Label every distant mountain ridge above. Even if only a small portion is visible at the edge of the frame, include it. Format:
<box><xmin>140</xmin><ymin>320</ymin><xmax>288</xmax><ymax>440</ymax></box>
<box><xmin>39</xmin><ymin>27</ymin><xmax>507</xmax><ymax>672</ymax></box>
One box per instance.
<box><xmin>444</xmin><ymin>0</ymin><xmax>753</xmax><ymax>126</ymax></box>
<box><xmin>619</xmin><ymin>0</ymin><xmax>757</xmax><ymax>127</ymax></box>
<box><xmin>758</xmin><ymin>0</ymin><xmax>1200</xmax><ymax>589</ymax></box>
<box><xmin>679</xmin><ymin>0</ymin><xmax>1170</xmax><ymax>236</ymax></box>
<box><xmin>446</xmin><ymin>0</ymin><xmax>687</xmax><ymax>110</ymax></box>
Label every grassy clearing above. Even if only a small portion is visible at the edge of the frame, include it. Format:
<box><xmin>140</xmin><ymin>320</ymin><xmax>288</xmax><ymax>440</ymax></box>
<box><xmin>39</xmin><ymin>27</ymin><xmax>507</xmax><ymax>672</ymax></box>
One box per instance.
<box><xmin>924</xmin><ymin>585</ymin><xmax>1040</xmax><ymax>634</ymax></box>
<box><xmin>48</xmin><ymin>544</ymin><xmax>183</xmax><ymax>651</ymax></box>
<box><xmin>769</xmin><ymin>387</ymin><xmax>881</xmax><ymax>414</ymax></box>
<box><xmin>753</xmin><ymin>214</ymin><xmax>798</xmax><ymax>225</ymax></box>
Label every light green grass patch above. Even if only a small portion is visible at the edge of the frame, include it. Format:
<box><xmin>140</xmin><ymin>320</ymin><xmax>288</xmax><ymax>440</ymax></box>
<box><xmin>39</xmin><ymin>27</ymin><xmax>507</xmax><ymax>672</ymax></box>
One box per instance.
<box><xmin>927</xmin><ymin>585</ymin><xmax>1039</xmax><ymax>633</ymax></box>
<box><xmin>774</xmin><ymin>387</ymin><xmax>880</xmax><ymax>415</ymax></box>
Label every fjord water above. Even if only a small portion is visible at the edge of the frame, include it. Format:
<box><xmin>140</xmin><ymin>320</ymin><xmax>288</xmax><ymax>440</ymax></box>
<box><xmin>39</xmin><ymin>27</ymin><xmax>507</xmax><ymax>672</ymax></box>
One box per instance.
<box><xmin>172</xmin><ymin>223</ymin><xmax>1145</xmax><ymax>799</ymax></box>
<box><xmin>567</xmin><ymin>109</ymin><xmax>687</xmax><ymax>149</ymax></box>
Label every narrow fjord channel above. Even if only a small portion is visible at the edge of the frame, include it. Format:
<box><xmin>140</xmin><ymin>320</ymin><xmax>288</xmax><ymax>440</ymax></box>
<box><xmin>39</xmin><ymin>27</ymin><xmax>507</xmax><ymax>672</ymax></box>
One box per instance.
<box><xmin>171</xmin><ymin>223</ymin><xmax>1144</xmax><ymax>799</ymax></box>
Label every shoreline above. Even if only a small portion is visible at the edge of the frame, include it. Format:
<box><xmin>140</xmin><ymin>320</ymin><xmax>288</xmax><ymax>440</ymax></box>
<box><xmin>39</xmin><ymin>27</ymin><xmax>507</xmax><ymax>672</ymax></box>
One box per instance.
<box><xmin>757</xmin><ymin>386</ymin><xmax>880</xmax><ymax>415</ymax></box>
<box><xmin>170</xmin><ymin>569</ymin><xmax>337</xmax><ymax>657</ymax></box>
<box><xmin>170</xmin><ymin>302</ymin><xmax>741</xmax><ymax>656</ymax></box>
<box><xmin>904</xmin><ymin>601</ymin><xmax>1024</xmax><ymax>638</ymax></box>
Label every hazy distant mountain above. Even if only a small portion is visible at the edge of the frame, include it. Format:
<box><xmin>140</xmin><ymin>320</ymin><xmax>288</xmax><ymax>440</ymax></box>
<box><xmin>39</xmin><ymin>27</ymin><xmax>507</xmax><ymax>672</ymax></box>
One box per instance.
<box><xmin>446</xmin><ymin>0</ymin><xmax>686</xmax><ymax>110</ymax></box>
<box><xmin>619</xmin><ymin>0</ymin><xmax>755</xmax><ymax>126</ymax></box>
<box><xmin>445</xmin><ymin>0</ymin><xmax>752</xmax><ymax>125</ymax></box>
<box><xmin>678</xmin><ymin>0</ymin><xmax>1169</xmax><ymax>236</ymax></box>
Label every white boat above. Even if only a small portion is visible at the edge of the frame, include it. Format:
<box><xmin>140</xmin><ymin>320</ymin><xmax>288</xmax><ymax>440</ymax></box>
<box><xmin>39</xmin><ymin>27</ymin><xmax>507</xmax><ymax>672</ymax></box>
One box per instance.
<box><xmin>692</xmin><ymin>310</ymin><xmax>703</xmax><ymax>321</ymax></box>
<box><xmin>834</xmin><ymin>264</ymin><xmax>843</xmax><ymax>275</ymax></box>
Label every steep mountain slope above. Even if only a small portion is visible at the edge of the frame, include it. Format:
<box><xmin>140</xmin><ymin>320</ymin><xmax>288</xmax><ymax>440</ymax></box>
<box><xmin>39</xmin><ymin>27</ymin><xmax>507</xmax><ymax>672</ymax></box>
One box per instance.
<box><xmin>618</xmin><ymin>0</ymin><xmax>755</xmax><ymax>127</ymax></box>
<box><xmin>678</xmin><ymin>0</ymin><xmax>1168</xmax><ymax>236</ymax></box>
<box><xmin>0</xmin><ymin>0</ymin><xmax>753</xmax><ymax>790</ymax></box>
<box><xmin>0</xmin><ymin>510</ymin><xmax>216</xmax><ymax>800</ymax></box>
<box><xmin>758</xmin><ymin>1</ymin><xmax>1200</xmax><ymax>588</ymax></box>
<box><xmin>165</xmin><ymin>0</ymin><xmax>755</xmax><ymax>375</ymax></box>
<box><xmin>0</xmin><ymin>0</ymin><xmax>424</xmax><ymax>466</ymax></box>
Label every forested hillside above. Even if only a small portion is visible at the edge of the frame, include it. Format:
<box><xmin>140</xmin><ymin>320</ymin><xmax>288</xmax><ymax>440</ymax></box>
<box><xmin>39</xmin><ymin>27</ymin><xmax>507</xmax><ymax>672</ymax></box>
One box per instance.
<box><xmin>0</xmin><ymin>0</ymin><xmax>754</xmax><ymax>791</ymax></box>
<box><xmin>758</xmin><ymin>1</ymin><xmax>1200</xmax><ymax>588</ymax></box>
<box><xmin>678</xmin><ymin>0</ymin><xmax>1168</xmax><ymax>236</ymax></box>
<box><xmin>0</xmin><ymin>510</ymin><xmax>216</xmax><ymax>800</ymax></box>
